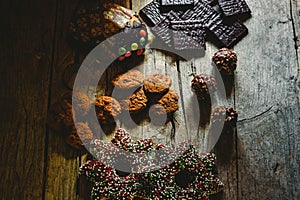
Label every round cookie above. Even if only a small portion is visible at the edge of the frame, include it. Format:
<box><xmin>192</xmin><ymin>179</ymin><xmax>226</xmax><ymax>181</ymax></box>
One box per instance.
<box><xmin>212</xmin><ymin>48</ymin><xmax>237</xmax><ymax>75</ymax></box>
<box><xmin>65</xmin><ymin>122</ymin><xmax>94</xmax><ymax>150</ymax></box>
<box><xmin>150</xmin><ymin>89</ymin><xmax>179</xmax><ymax>116</ymax></box>
<box><xmin>62</xmin><ymin>91</ymin><xmax>91</xmax><ymax>117</ymax></box>
<box><xmin>120</xmin><ymin>87</ymin><xmax>148</xmax><ymax>114</ymax></box>
<box><xmin>143</xmin><ymin>74</ymin><xmax>172</xmax><ymax>95</ymax></box>
<box><xmin>47</xmin><ymin>100</ymin><xmax>75</xmax><ymax>133</ymax></box>
<box><xmin>112</xmin><ymin>69</ymin><xmax>144</xmax><ymax>90</ymax></box>
<box><xmin>94</xmin><ymin>96</ymin><xmax>121</xmax><ymax>124</ymax></box>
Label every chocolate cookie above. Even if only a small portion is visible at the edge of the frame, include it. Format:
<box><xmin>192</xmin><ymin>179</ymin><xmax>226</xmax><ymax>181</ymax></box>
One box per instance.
<box><xmin>143</xmin><ymin>74</ymin><xmax>172</xmax><ymax>95</ymax></box>
<box><xmin>212</xmin><ymin>48</ymin><xmax>237</xmax><ymax>75</ymax></box>
<box><xmin>94</xmin><ymin>96</ymin><xmax>121</xmax><ymax>124</ymax></box>
<box><xmin>112</xmin><ymin>69</ymin><xmax>144</xmax><ymax>90</ymax></box>
<box><xmin>120</xmin><ymin>87</ymin><xmax>148</xmax><ymax>114</ymax></box>
<box><xmin>150</xmin><ymin>89</ymin><xmax>179</xmax><ymax>116</ymax></box>
<box><xmin>65</xmin><ymin>122</ymin><xmax>94</xmax><ymax>150</ymax></box>
<box><xmin>62</xmin><ymin>91</ymin><xmax>91</xmax><ymax>117</ymax></box>
<box><xmin>47</xmin><ymin>100</ymin><xmax>75</xmax><ymax>133</ymax></box>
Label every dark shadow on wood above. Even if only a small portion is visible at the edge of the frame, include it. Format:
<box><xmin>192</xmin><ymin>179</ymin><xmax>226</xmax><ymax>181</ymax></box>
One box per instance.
<box><xmin>198</xmin><ymin>97</ymin><xmax>212</xmax><ymax>128</ymax></box>
<box><xmin>221</xmin><ymin>75</ymin><xmax>235</xmax><ymax>98</ymax></box>
<box><xmin>213</xmin><ymin>125</ymin><xmax>236</xmax><ymax>165</ymax></box>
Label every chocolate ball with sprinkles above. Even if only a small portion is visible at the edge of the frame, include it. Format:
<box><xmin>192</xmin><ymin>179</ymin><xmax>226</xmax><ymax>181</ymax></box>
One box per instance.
<box><xmin>212</xmin><ymin>48</ymin><xmax>238</xmax><ymax>75</ymax></box>
<box><xmin>211</xmin><ymin>105</ymin><xmax>238</xmax><ymax>128</ymax></box>
<box><xmin>191</xmin><ymin>74</ymin><xmax>217</xmax><ymax>100</ymax></box>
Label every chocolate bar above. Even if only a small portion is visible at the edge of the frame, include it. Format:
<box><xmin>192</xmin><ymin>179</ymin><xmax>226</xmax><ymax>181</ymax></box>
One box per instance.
<box><xmin>218</xmin><ymin>0</ymin><xmax>251</xmax><ymax>17</ymax></box>
<box><xmin>181</xmin><ymin>0</ymin><xmax>248</xmax><ymax>47</ymax></box>
<box><xmin>151</xmin><ymin>11</ymin><xmax>181</xmax><ymax>48</ymax></box>
<box><xmin>170</xmin><ymin>20</ymin><xmax>206</xmax><ymax>50</ymax></box>
<box><xmin>139</xmin><ymin>1</ymin><xmax>165</xmax><ymax>27</ymax></box>
<box><xmin>160</xmin><ymin>0</ymin><xmax>194</xmax><ymax>6</ymax></box>
<box><xmin>206</xmin><ymin>19</ymin><xmax>248</xmax><ymax>47</ymax></box>
<box><xmin>159</xmin><ymin>0</ymin><xmax>195</xmax><ymax>12</ymax></box>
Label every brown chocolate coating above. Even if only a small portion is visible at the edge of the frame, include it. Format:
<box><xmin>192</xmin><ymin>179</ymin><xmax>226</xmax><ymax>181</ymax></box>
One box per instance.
<box><xmin>47</xmin><ymin>100</ymin><xmax>75</xmax><ymax>133</ymax></box>
<box><xmin>212</xmin><ymin>48</ymin><xmax>237</xmax><ymax>75</ymax></box>
<box><xmin>65</xmin><ymin>122</ymin><xmax>94</xmax><ymax>150</ymax></box>
<box><xmin>211</xmin><ymin>106</ymin><xmax>238</xmax><ymax>127</ymax></box>
<box><xmin>120</xmin><ymin>87</ymin><xmax>148</xmax><ymax>114</ymax></box>
<box><xmin>150</xmin><ymin>89</ymin><xmax>179</xmax><ymax>116</ymax></box>
<box><xmin>112</xmin><ymin>69</ymin><xmax>144</xmax><ymax>90</ymax></box>
<box><xmin>143</xmin><ymin>74</ymin><xmax>172</xmax><ymax>94</ymax></box>
<box><xmin>191</xmin><ymin>74</ymin><xmax>217</xmax><ymax>98</ymax></box>
<box><xmin>94</xmin><ymin>96</ymin><xmax>121</xmax><ymax>124</ymax></box>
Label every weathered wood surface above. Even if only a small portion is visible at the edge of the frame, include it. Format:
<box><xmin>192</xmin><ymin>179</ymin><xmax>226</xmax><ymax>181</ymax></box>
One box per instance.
<box><xmin>0</xmin><ymin>0</ymin><xmax>299</xmax><ymax>199</ymax></box>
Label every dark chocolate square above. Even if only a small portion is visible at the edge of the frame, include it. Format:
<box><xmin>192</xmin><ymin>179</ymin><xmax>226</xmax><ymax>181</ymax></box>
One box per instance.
<box><xmin>206</xmin><ymin>18</ymin><xmax>248</xmax><ymax>47</ymax></box>
<box><xmin>170</xmin><ymin>20</ymin><xmax>206</xmax><ymax>50</ymax></box>
<box><xmin>139</xmin><ymin>1</ymin><xmax>165</xmax><ymax>27</ymax></box>
<box><xmin>151</xmin><ymin>11</ymin><xmax>181</xmax><ymax>48</ymax></box>
<box><xmin>218</xmin><ymin>0</ymin><xmax>251</xmax><ymax>17</ymax></box>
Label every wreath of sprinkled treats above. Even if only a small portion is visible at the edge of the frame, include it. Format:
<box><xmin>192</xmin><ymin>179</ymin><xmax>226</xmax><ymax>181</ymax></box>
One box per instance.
<box><xmin>138</xmin><ymin>146</ymin><xmax>224</xmax><ymax>199</ymax></box>
<box><xmin>79</xmin><ymin>159</ymin><xmax>138</xmax><ymax>199</ymax></box>
<box><xmin>80</xmin><ymin>129</ymin><xmax>223</xmax><ymax>200</ymax></box>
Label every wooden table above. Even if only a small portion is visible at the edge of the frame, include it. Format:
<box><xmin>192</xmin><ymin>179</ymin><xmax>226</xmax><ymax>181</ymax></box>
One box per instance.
<box><xmin>0</xmin><ymin>0</ymin><xmax>299</xmax><ymax>199</ymax></box>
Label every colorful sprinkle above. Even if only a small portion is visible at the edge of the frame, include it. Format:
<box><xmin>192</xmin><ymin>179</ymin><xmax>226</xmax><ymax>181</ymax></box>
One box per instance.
<box><xmin>139</xmin><ymin>30</ymin><xmax>147</xmax><ymax>37</ymax></box>
<box><xmin>140</xmin><ymin>37</ymin><xmax>146</xmax><ymax>46</ymax></box>
<box><xmin>79</xmin><ymin>128</ymin><xmax>224</xmax><ymax>200</ymax></box>
<box><xmin>125</xmin><ymin>51</ymin><xmax>132</xmax><ymax>57</ymax></box>
<box><xmin>118</xmin><ymin>47</ymin><xmax>126</xmax><ymax>55</ymax></box>
<box><xmin>131</xmin><ymin>43</ymin><xmax>139</xmax><ymax>51</ymax></box>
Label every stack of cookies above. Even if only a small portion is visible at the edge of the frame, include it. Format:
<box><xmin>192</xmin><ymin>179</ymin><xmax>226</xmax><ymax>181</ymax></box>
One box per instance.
<box><xmin>94</xmin><ymin>70</ymin><xmax>179</xmax><ymax>125</ymax></box>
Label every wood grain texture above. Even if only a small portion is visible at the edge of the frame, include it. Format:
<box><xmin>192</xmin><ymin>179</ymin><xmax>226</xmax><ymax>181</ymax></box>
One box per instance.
<box><xmin>0</xmin><ymin>0</ymin><xmax>299</xmax><ymax>199</ymax></box>
<box><xmin>44</xmin><ymin>0</ymin><xmax>131</xmax><ymax>199</ymax></box>
<box><xmin>0</xmin><ymin>0</ymin><xmax>56</xmax><ymax>199</ymax></box>
<box><xmin>235</xmin><ymin>0</ymin><xmax>300</xmax><ymax>199</ymax></box>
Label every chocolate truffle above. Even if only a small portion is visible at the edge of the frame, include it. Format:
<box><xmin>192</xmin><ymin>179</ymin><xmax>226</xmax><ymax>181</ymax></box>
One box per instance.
<box><xmin>212</xmin><ymin>48</ymin><xmax>237</xmax><ymax>75</ymax></box>
<box><xmin>65</xmin><ymin>122</ymin><xmax>94</xmax><ymax>150</ymax></box>
<box><xmin>211</xmin><ymin>106</ymin><xmax>238</xmax><ymax>127</ymax></box>
<box><xmin>191</xmin><ymin>74</ymin><xmax>217</xmax><ymax>98</ymax></box>
<box><xmin>94</xmin><ymin>96</ymin><xmax>121</xmax><ymax>124</ymax></box>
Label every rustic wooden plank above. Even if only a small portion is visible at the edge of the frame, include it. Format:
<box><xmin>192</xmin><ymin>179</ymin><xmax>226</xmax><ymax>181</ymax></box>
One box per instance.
<box><xmin>235</xmin><ymin>0</ymin><xmax>300</xmax><ymax>199</ymax></box>
<box><xmin>0</xmin><ymin>0</ymin><xmax>57</xmax><ymax>199</ymax></box>
<box><xmin>44</xmin><ymin>0</ymin><xmax>132</xmax><ymax>198</ymax></box>
<box><xmin>43</xmin><ymin>0</ymin><xmax>81</xmax><ymax>199</ymax></box>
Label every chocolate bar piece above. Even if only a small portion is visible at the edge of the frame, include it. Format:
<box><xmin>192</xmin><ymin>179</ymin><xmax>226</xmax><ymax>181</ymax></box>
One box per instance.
<box><xmin>160</xmin><ymin>0</ymin><xmax>194</xmax><ymax>6</ymax></box>
<box><xmin>206</xmin><ymin>19</ymin><xmax>248</xmax><ymax>47</ymax></box>
<box><xmin>181</xmin><ymin>0</ymin><xmax>215</xmax><ymax>20</ymax></box>
<box><xmin>139</xmin><ymin>1</ymin><xmax>165</xmax><ymax>27</ymax></box>
<box><xmin>170</xmin><ymin>20</ymin><xmax>206</xmax><ymax>50</ymax></box>
<box><xmin>218</xmin><ymin>0</ymin><xmax>251</xmax><ymax>17</ymax></box>
<box><xmin>181</xmin><ymin>0</ymin><xmax>248</xmax><ymax>47</ymax></box>
<box><xmin>151</xmin><ymin>11</ymin><xmax>181</xmax><ymax>48</ymax></box>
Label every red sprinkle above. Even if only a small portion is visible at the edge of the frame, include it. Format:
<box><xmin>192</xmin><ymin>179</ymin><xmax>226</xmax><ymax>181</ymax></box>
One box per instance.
<box><xmin>125</xmin><ymin>51</ymin><xmax>132</xmax><ymax>57</ymax></box>
<box><xmin>118</xmin><ymin>56</ymin><xmax>126</xmax><ymax>61</ymax></box>
<box><xmin>139</xmin><ymin>30</ymin><xmax>147</xmax><ymax>37</ymax></box>
<box><xmin>137</xmin><ymin>49</ymin><xmax>144</xmax><ymax>56</ymax></box>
